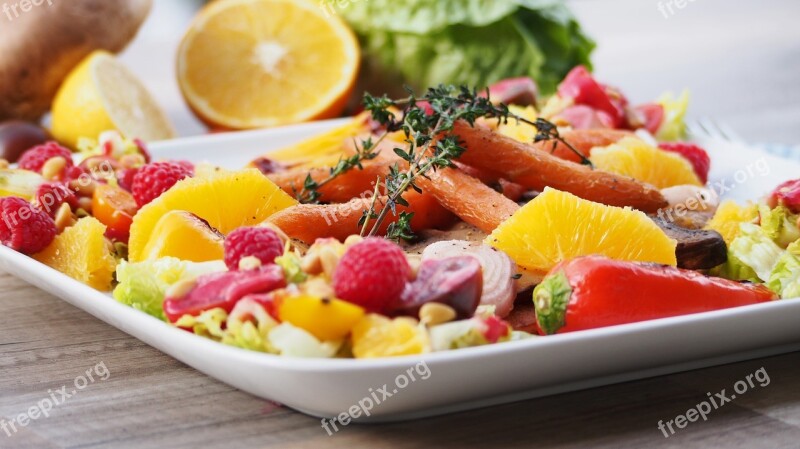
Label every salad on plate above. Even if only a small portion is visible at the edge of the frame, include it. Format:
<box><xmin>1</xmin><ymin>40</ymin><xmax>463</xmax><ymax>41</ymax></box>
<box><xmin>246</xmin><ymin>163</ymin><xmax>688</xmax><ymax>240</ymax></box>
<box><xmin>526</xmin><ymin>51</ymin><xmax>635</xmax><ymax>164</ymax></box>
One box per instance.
<box><xmin>1</xmin><ymin>66</ymin><xmax>796</xmax><ymax>360</ymax></box>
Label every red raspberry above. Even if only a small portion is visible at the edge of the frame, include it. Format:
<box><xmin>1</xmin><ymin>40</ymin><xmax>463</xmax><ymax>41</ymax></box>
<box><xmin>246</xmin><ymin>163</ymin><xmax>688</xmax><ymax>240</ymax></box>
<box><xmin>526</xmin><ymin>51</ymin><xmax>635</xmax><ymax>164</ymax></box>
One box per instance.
<box><xmin>0</xmin><ymin>197</ymin><xmax>57</xmax><ymax>254</ymax></box>
<box><xmin>224</xmin><ymin>226</ymin><xmax>285</xmax><ymax>270</ymax></box>
<box><xmin>131</xmin><ymin>161</ymin><xmax>193</xmax><ymax>207</ymax></box>
<box><xmin>769</xmin><ymin>179</ymin><xmax>800</xmax><ymax>213</ymax></box>
<box><xmin>17</xmin><ymin>142</ymin><xmax>73</xmax><ymax>174</ymax></box>
<box><xmin>333</xmin><ymin>238</ymin><xmax>410</xmax><ymax>312</ymax></box>
<box><xmin>34</xmin><ymin>182</ymin><xmax>78</xmax><ymax>217</ymax></box>
<box><xmin>659</xmin><ymin>142</ymin><xmax>711</xmax><ymax>184</ymax></box>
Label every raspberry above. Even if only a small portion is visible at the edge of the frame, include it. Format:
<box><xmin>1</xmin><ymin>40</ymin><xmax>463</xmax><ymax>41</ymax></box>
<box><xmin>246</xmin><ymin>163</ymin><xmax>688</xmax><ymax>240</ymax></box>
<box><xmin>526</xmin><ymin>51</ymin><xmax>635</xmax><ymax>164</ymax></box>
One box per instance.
<box><xmin>224</xmin><ymin>226</ymin><xmax>284</xmax><ymax>270</ymax></box>
<box><xmin>659</xmin><ymin>142</ymin><xmax>711</xmax><ymax>184</ymax></box>
<box><xmin>17</xmin><ymin>142</ymin><xmax>73</xmax><ymax>174</ymax></box>
<box><xmin>333</xmin><ymin>238</ymin><xmax>410</xmax><ymax>312</ymax></box>
<box><xmin>0</xmin><ymin>197</ymin><xmax>57</xmax><ymax>254</ymax></box>
<box><xmin>769</xmin><ymin>179</ymin><xmax>800</xmax><ymax>213</ymax></box>
<box><xmin>131</xmin><ymin>161</ymin><xmax>193</xmax><ymax>207</ymax></box>
<box><xmin>34</xmin><ymin>182</ymin><xmax>78</xmax><ymax>217</ymax></box>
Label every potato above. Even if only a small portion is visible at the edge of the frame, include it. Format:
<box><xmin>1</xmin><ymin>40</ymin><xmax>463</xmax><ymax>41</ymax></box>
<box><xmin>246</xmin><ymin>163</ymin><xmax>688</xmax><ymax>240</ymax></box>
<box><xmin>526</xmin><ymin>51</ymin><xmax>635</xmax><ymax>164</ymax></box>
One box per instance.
<box><xmin>0</xmin><ymin>0</ymin><xmax>153</xmax><ymax>122</ymax></box>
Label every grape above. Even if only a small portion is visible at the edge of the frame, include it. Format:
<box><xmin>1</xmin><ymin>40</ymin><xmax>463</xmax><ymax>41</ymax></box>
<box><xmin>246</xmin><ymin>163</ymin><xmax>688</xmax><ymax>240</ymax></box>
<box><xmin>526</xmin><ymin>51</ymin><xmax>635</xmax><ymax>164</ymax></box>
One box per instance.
<box><xmin>0</xmin><ymin>121</ymin><xmax>49</xmax><ymax>163</ymax></box>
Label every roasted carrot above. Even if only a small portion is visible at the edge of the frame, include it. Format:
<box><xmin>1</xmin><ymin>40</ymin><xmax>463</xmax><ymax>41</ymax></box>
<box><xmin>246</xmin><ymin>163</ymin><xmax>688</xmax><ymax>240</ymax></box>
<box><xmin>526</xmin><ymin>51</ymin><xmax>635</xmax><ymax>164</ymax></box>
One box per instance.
<box><xmin>416</xmin><ymin>166</ymin><xmax>520</xmax><ymax>234</ymax></box>
<box><xmin>267</xmin><ymin>190</ymin><xmax>455</xmax><ymax>244</ymax></box>
<box><xmin>267</xmin><ymin>158</ymin><xmax>394</xmax><ymax>203</ymax></box>
<box><xmin>452</xmin><ymin>121</ymin><xmax>668</xmax><ymax>213</ymax></box>
<box><xmin>532</xmin><ymin>129</ymin><xmax>632</xmax><ymax>163</ymax></box>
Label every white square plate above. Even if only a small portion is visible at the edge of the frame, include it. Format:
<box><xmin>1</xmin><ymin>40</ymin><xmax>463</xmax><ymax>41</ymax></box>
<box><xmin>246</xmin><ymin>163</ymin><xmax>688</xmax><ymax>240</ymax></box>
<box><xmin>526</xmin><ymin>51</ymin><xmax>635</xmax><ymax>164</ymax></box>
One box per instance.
<box><xmin>2</xmin><ymin>120</ymin><xmax>798</xmax><ymax>422</ymax></box>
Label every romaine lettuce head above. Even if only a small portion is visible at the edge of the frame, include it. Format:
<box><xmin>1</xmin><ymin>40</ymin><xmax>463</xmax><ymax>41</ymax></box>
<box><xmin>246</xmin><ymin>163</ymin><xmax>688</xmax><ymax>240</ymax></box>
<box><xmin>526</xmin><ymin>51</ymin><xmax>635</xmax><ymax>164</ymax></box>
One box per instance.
<box><xmin>342</xmin><ymin>0</ymin><xmax>594</xmax><ymax>95</ymax></box>
<box><xmin>727</xmin><ymin>223</ymin><xmax>784</xmax><ymax>282</ymax></box>
<box><xmin>113</xmin><ymin>258</ymin><xmax>226</xmax><ymax>320</ymax></box>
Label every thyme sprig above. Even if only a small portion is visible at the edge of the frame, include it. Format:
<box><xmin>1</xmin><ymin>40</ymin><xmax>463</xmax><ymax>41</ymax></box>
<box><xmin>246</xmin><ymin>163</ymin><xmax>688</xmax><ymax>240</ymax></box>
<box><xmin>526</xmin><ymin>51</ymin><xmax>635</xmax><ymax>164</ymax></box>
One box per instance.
<box><xmin>297</xmin><ymin>84</ymin><xmax>592</xmax><ymax>241</ymax></box>
<box><xmin>296</xmin><ymin>134</ymin><xmax>384</xmax><ymax>203</ymax></box>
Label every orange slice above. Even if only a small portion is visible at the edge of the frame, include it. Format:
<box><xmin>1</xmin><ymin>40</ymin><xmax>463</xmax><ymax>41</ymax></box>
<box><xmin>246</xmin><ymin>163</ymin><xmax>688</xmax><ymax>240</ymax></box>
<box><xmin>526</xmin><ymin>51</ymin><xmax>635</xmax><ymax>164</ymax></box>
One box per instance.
<box><xmin>140</xmin><ymin>211</ymin><xmax>225</xmax><ymax>262</ymax></box>
<box><xmin>128</xmin><ymin>169</ymin><xmax>297</xmax><ymax>262</ymax></box>
<box><xmin>177</xmin><ymin>0</ymin><xmax>360</xmax><ymax>129</ymax></box>
<box><xmin>591</xmin><ymin>137</ymin><xmax>702</xmax><ymax>189</ymax></box>
<box><xmin>486</xmin><ymin>187</ymin><xmax>677</xmax><ymax>275</ymax></box>
<box><xmin>35</xmin><ymin>217</ymin><xmax>117</xmax><ymax>291</ymax></box>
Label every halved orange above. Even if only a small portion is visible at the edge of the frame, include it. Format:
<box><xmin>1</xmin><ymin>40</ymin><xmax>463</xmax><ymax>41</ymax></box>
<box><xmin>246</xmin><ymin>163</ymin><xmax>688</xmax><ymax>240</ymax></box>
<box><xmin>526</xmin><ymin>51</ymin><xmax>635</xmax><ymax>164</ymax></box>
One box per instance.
<box><xmin>177</xmin><ymin>0</ymin><xmax>360</xmax><ymax>129</ymax></box>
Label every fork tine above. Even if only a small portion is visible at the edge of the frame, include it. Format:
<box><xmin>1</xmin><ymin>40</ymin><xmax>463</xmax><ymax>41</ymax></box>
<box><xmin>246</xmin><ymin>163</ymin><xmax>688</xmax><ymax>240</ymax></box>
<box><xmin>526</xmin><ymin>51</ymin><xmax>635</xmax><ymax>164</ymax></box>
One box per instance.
<box><xmin>698</xmin><ymin>117</ymin><xmax>728</xmax><ymax>141</ymax></box>
<box><xmin>714</xmin><ymin>120</ymin><xmax>746</xmax><ymax>144</ymax></box>
<box><xmin>686</xmin><ymin>121</ymin><xmax>707</xmax><ymax>139</ymax></box>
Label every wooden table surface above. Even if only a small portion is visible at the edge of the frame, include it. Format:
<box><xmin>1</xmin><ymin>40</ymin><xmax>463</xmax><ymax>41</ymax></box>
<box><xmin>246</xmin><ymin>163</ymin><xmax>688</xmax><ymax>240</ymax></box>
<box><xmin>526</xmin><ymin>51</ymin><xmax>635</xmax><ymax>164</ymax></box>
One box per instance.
<box><xmin>2</xmin><ymin>0</ymin><xmax>800</xmax><ymax>448</ymax></box>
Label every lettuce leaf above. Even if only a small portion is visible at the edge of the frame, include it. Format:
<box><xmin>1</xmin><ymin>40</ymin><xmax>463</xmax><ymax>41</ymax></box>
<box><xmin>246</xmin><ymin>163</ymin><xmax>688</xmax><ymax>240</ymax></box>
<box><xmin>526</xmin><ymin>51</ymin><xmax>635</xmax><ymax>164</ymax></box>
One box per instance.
<box><xmin>342</xmin><ymin>0</ymin><xmax>594</xmax><ymax>95</ymax></box>
<box><xmin>655</xmin><ymin>90</ymin><xmax>690</xmax><ymax>141</ymax></box>
<box><xmin>113</xmin><ymin>258</ymin><xmax>226</xmax><ymax>320</ymax></box>
<box><xmin>727</xmin><ymin>223</ymin><xmax>784</xmax><ymax>282</ymax></box>
<box><xmin>759</xmin><ymin>204</ymin><xmax>800</xmax><ymax>248</ymax></box>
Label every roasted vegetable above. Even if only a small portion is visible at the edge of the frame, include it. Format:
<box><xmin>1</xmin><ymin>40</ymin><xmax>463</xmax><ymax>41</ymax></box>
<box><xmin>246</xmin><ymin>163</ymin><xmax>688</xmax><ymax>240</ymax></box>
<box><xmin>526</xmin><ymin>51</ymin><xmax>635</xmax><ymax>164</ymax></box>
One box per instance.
<box><xmin>453</xmin><ymin>121</ymin><xmax>668</xmax><ymax>213</ymax></box>
<box><xmin>533</xmin><ymin>256</ymin><xmax>777</xmax><ymax>335</ymax></box>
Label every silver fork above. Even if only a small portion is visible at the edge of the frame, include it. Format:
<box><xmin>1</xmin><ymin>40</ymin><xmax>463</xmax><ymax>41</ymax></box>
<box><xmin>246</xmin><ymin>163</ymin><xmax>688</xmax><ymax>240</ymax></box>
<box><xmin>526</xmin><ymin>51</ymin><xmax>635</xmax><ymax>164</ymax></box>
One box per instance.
<box><xmin>689</xmin><ymin>118</ymin><xmax>800</xmax><ymax>161</ymax></box>
<box><xmin>686</xmin><ymin>117</ymin><xmax>746</xmax><ymax>144</ymax></box>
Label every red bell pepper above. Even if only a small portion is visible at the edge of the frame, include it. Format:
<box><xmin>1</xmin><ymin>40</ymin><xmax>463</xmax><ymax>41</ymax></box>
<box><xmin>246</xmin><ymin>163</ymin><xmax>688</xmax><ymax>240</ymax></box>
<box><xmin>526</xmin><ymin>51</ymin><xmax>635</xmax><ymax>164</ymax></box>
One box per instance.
<box><xmin>533</xmin><ymin>256</ymin><xmax>777</xmax><ymax>335</ymax></box>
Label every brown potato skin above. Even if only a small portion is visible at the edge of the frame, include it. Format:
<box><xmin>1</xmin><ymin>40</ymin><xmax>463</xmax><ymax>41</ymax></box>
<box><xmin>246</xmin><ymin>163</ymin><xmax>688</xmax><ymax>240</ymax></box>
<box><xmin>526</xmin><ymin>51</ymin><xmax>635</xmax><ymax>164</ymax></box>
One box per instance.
<box><xmin>0</xmin><ymin>0</ymin><xmax>153</xmax><ymax>121</ymax></box>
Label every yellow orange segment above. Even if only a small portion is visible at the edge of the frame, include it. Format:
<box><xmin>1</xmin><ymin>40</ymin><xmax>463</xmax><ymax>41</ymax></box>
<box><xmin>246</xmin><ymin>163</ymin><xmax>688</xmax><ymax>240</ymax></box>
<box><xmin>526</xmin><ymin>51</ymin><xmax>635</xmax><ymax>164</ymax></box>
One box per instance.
<box><xmin>279</xmin><ymin>294</ymin><xmax>365</xmax><ymax>341</ymax></box>
<box><xmin>141</xmin><ymin>210</ymin><xmax>225</xmax><ymax>262</ymax></box>
<box><xmin>351</xmin><ymin>315</ymin><xmax>430</xmax><ymax>359</ymax></box>
<box><xmin>591</xmin><ymin>137</ymin><xmax>702</xmax><ymax>189</ymax></box>
<box><xmin>486</xmin><ymin>187</ymin><xmax>677</xmax><ymax>275</ymax></box>
<box><xmin>705</xmin><ymin>200</ymin><xmax>758</xmax><ymax>245</ymax></box>
<box><xmin>34</xmin><ymin>217</ymin><xmax>117</xmax><ymax>291</ymax></box>
<box><xmin>128</xmin><ymin>169</ymin><xmax>297</xmax><ymax>262</ymax></box>
<box><xmin>177</xmin><ymin>0</ymin><xmax>360</xmax><ymax>129</ymax></box>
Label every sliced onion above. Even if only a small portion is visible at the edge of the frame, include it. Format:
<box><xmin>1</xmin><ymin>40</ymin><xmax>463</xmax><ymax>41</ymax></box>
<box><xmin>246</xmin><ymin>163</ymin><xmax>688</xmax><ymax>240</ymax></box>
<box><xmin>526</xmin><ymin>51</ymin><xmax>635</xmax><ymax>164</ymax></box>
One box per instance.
<box><xmin>422</xmin><ymin>240</ymin><xmax>516</xmax><ymax>318</ymax></box>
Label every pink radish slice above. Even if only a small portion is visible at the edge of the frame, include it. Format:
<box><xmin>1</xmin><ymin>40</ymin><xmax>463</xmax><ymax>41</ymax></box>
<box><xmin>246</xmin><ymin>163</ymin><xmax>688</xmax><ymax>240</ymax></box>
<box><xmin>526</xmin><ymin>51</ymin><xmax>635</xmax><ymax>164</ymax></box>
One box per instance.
<box><xmin>422</xmin><ymin>240</ymin><xmax>516</xmax><ymax>317</ymax></box>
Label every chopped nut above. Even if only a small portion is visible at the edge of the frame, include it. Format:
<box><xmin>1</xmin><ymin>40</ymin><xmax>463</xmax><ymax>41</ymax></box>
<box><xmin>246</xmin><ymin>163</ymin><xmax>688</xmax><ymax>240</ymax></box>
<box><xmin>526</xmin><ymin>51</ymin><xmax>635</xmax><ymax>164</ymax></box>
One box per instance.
<box><xmin>343</xmin><ymin>234</ymin><xmax>363</xmax><ymax>248</ymax></box>
<box><xmin>319</xmin><ymin>245</ymin><xmax>341</xmax><ymax>278</ymax></box>
<box><xmin>301</xmin><ymin>251</ymin><xmax>323</xmax><ymax>275</ymax></box>
<box><xmin>41</xmin><ymin>156</ymin><xmax>67</xmax><ymax>181</ymax></box>
<box><xmin>77</xmin><ymin>197</ymin><xmax>93</xmax><ymax>214</ymax></box>
<box><xmin>166</xmin><ymin>279</ymin><xmax>198</xmax><ymax>300</ymax></box>
<box><xmin>0</xmin><ymin>159</ymin><xmax>9</xmax><ymax>169</ymax></box>
<box><xmin>302</xmin><ymin>277</ymin><xmax>336</xmax><ymax>299</ymax></box>
<box><xmin>54</xmin><ymin>203</ymin><xmax>75</xmax><ymax>232</ymax></box>
<box><xmin>69</xmin><ymin>178</ymin><xmax>97</xmax><ymax>197</ymax></box>
<box><xmin>238</xmin><ymin>256</ymin><xmax>262</xmax><ymax>271</ymax></box>
<box><xmin>419</xmin><ymin>303</ymin><xmax>457</xmax><ymax>326</ymax></box>
<box><xmin>119</xmin><ymin>153</ymin><xmax>146</xmax><ymax>169</ymax></box>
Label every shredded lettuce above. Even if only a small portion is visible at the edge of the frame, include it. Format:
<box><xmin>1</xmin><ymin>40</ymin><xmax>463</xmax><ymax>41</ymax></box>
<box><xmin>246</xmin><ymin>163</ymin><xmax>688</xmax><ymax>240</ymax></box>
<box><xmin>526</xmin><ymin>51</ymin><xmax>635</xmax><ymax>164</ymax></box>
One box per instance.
<box><xmin>222</xmin><ymin>298</ymin><xmax>279</xmax><ymax>353</ymax></box>
<box><xmin>759</xmin><ymin>204</ymin><xmax>800</xmax><ymax>248</ymax></box>
<box><xmin>727</xmin><ymin>223</ymin><xmax>784</xmax><ymax>282</ymax></box>
<box><xmin>655</xmin><ymin>90</ymin><xmax>690</xmax><ymax>141</ymax></box>
<box><xmin>113</xmin><ymin>258</ymin><xmax>226</xmax><ymax>320</ymax></box>
<box><xmin>175</xmin><ymin>308</ymin><xmax>228</xmax><ymax>340</ymax></box>
<box><xmin>342</xmin><ymin>0</ymin><xmax>594</xmax><ymax>95</ymax></box>
<box><xmin>275</xmin><ymin>252</ymin><xmax>307</xmax><ymax>284</ymax></box>
<box><xmin>268</xmin><ymin>323</ymin><xmax>342</xmax><ymax>358</ymax></box>
<box><xmin>767</xmin><ymin>241</ymin><xmax>800</xmax><ymax>298</ymax></box>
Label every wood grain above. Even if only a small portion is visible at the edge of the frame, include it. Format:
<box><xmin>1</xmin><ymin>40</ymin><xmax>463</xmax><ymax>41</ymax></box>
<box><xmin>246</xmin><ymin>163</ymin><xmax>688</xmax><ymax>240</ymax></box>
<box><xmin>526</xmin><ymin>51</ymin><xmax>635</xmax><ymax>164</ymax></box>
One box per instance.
<box><xmin>3</xmin><ymin>0</ymin><xmax>800</xmax><ymax>447</ymax></box>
